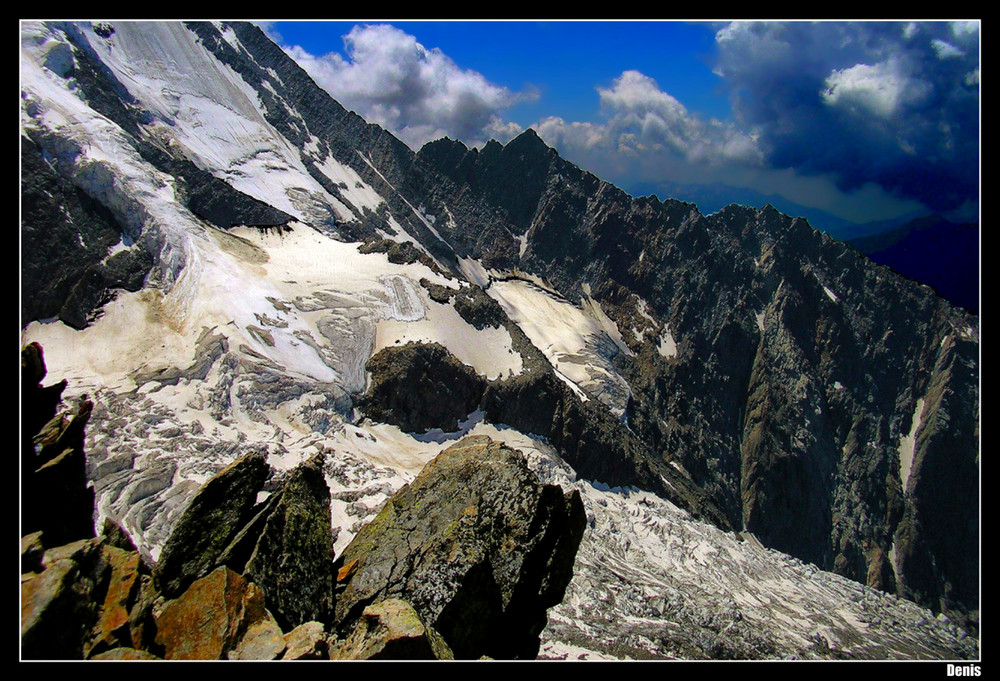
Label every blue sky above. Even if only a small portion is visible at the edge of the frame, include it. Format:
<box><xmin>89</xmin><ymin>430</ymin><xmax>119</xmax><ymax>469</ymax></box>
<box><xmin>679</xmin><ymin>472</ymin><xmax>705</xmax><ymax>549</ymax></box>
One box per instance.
<box><xmin>262</xmin><ymin>20</ymin><xmax>980</xmax><ymax>231</ymax></box>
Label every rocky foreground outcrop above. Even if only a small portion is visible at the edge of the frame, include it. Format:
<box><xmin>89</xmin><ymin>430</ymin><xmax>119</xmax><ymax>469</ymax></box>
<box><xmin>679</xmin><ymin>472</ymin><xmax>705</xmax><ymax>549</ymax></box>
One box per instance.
<box><xmin>21</xmin><ymin>342</ymin><xmax>94</xmax><ymax>548</ymax></box>
<box><xmin>334</xmin><ymin>435</ymin><xmax>586</xmax><ymax>660</ymax></box>
<box><xmin>20</xmin><ymin>344</ymin><xmax>585</xmax><ymax>660</ymax></box>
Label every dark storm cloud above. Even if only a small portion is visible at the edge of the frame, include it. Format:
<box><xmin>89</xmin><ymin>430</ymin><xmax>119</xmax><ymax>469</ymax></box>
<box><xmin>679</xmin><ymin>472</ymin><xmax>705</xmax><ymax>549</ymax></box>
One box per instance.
<box><xmin>713</xmin><ymin>21</ymin><xmax>980</xmax><ymax>217</ymax></box>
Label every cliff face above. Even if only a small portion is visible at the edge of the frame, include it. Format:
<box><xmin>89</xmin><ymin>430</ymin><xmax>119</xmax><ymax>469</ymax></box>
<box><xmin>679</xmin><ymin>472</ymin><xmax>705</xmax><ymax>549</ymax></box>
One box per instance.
<box><xmin>20</xmin><ymin>20</ymin><xmax>979</xmax><ymax>655</ymax></box>
<box><xmin>399</xmin><ymin>129</ymin><xmax>979</xmax><ymax>629</ymax></box>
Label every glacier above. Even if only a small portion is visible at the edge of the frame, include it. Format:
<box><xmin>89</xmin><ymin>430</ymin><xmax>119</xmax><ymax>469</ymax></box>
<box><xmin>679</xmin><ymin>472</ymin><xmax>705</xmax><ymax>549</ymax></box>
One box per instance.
<box><xmin>20</xmin><ymin>20</ymin><xmax>979</xmax><ymax>661</ymax></box>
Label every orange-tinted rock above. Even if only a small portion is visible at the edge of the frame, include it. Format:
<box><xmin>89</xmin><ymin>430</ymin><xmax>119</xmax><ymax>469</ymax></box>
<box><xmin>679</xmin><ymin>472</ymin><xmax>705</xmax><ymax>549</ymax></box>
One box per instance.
<box><xmin>154</xmin><ymin>566</ymin><xmax>272</xmax><ymax>660</ymax></box>
<box><xmin>86</xmin><ymin>545</ymin><xmax>142</xmax><ymax>657</ymax></box>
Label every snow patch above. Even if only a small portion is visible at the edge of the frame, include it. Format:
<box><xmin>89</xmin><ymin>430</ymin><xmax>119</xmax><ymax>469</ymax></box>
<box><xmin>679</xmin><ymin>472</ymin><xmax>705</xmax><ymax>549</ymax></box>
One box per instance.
<box><xmin>458</xmin><ymin>257</ymin><xmax>491</xmax><ymax>287</ymax></box>
<box><xmin>657</xmin><ymin>326</ymin><xmax>678</xmax><ymax>359</ymax></box>
<box><xmin>373</xmin><ymin>296</ymin><xmax>523</xmax><ymax>381</ymax></box>
<box><xmin>581</xmin><ymin>283</ymin><xmax>634</xmax><ymax>357</ymax></box>
<box><xmin>488</xmin><ymin>279</ymin><xmax>632</xmax><ymax>414</ymax></box>
<box><xmin>898</xmin><ymin>397</ymin><xmax>925</xmax><ymax>491</ymax></box>
<box><xmin>313</xmin><ymin>153</ymin><xmax>384</xmax><ymax>214</ymax></box>
<box><xmin>74</xmin><ymin>21</ymin><xmax>340</xmax><ymax>224</ymax></box>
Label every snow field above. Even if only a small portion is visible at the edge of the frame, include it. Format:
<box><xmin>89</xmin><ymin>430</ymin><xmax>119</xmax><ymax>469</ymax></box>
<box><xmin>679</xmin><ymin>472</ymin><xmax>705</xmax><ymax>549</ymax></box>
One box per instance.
<box><xmin>487</xmin><ymin>279</ymin><xmax>633</xmax><ymax>412</ymax></box>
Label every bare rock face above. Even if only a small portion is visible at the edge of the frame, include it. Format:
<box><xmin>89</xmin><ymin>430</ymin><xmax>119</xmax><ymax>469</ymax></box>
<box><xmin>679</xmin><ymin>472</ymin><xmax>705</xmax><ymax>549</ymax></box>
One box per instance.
<box><xmin>359</xmin><ymin>342</ymin><xmax>486</xmax><ymax>433</ymax></box>
<box><xmin>152</xmin><ymin>451</ymin><xmax>270</xmax><ymax>598</ymax></box>
<box><xmin>21</xmin><ymin>342</ymin><xmax>94</xmax><ymax>548</ymax></box>
<box><xmin>243</xmin><ymin>454</ymin><xmax>335</xmax><ymax>631</ymax></box>
<box><xmin>21</xmin><ymin>342</ymin><xmax>66</xmax><ymax>445</ymax></box>
<box><xmin>333</xmin><ymin>435</ymin><xmax>586</xmax><ymax>660</ymax></box>
<box><xmin>21</xmin><ymin>539</ymin><xmax>109</xmax><ymax>660</ymax></box>
<box><xmin>85</xmin><ymin>544</ymin><xmax>143</xmax><ymax>657</ymax></box>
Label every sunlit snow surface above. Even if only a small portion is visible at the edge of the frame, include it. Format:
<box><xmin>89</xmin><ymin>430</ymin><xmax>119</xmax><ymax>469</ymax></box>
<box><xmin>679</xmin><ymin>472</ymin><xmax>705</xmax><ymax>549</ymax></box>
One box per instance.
<box><xmin>77</xmin><ymin>21</ymin><xmax>351</xmax><ymax>226</ymax></box>
<box><xmin>20</xmin><ymin>20</ymin><xmax>973</xmax><ymax>660</ymax></box>
<box><xmin>488</xmin><ymin>279</ymin><xmax>633</xmax><ymax>415</ymax></box>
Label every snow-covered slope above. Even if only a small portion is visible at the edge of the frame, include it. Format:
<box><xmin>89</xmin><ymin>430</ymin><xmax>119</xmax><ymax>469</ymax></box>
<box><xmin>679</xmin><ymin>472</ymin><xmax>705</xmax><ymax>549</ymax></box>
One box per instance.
<box><xmin>20</xmin><ymin>18</ymin><xmax>523</xmax><ymax>562</ymax></box>
<box><xmin>20</xmin><ymin>20</ymin><xmax>978</xmax><ymax>660</ymax></box>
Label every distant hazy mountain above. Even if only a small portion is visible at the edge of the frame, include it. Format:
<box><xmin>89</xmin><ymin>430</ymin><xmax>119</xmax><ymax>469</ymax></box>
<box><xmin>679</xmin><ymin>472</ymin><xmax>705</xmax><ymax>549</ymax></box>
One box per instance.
<box><xmin>624</xmin><ymin>180</ymin><xmax>930</xmax><ymax>241</ymax></box>
<box><xmin>848</xmin><ymin>215</ymin><xmax>979</xmax><ymax>315</ymax></box>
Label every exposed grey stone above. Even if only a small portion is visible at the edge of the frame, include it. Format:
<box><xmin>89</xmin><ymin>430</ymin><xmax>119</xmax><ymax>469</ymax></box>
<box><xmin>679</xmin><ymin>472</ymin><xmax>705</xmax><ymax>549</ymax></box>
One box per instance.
<box><xmin>334</xmin><ymin>435</ymin><xmax>586</xmax><ymax>660</ymax></box>
<box><xmin>243</xmin><ymin>453</ymin><xmax>334</xmax><ymax>630</ymax></box>
<box><xmin>153</xmin><ymin>451</ymin><xmax>270</xmax><ymax>598</ymax></box>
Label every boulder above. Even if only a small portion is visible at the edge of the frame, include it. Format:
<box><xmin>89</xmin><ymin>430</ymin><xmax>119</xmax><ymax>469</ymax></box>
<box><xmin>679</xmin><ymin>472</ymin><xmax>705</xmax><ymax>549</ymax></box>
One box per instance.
<box><xmin>85</xmin><ymin>545</ymin><xmax>144</xmax><ymax>657</ymax></box>
<box><xmin>331</xmin><ymin>598</ymin><xmax>453</xmax><ymax>660</ymax></box>
<box><xmin>21</xmin><ymin>538</ymin><xmax>109</xmax><ymax>659</ymax></box>
<box><xmin>281</xmin><ymin>621</ymin><xmax>329</xmax><ymax>660</ymax></box>
<box><xmin>227</xmin><ymin>617</ymin><xmax>287</xmax><ymax>660</ymax></box>
<box><xmin>153</xmin><ymin>566</ymin><xmax>278</xmax><ymax>660</ymax></box>
<box><xmin>126</xmin><ymin>573</ymin><xmax>161</xmax><ymax>653</ymax></box>
<box><xmin>334</xmin><ymin>435</ymin><xmax>586</xmax><ymax>659</ymax></box>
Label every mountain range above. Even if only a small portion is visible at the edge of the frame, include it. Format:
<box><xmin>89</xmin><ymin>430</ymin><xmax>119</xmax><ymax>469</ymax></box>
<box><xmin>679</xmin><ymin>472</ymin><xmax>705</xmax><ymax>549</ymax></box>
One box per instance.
<box><xmin>19</xmin><ymin>20</ymin><xmax>980</xmax><ymax>661</ymax></box>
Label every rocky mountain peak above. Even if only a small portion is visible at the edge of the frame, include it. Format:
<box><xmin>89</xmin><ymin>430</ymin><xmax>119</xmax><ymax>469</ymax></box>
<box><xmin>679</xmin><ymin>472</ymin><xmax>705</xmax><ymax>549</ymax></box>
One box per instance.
<box><xmin>20</xmin><ymin>20</ymin><xmax>979</xmax><ymax>660</ymax></box>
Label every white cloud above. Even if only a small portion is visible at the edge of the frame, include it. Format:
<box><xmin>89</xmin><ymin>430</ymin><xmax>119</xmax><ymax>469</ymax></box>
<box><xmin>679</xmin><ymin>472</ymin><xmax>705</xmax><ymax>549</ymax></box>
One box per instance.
<box><xmin>821</xmin><ymin>58</ymin><xmax>932</xmax><ymax>118</ymax></box>
<box><xmin>594</xmin><ymin>70</ymin><xmax>763</xmax><ymax>166</ymax></box>
<box><xmin>282</xmin><ymin>24</ymin><xmax>530</xmax><ymax>149</ymax></box>
<box><xmin>950</xmin><ymin>20</ymin><xmax>979</xmax><ymax>38</ymax></box>
<box><xmin>269</xmin><ymin>20</ymin><xmax>974</xmax><ymax>224</ymax></box>
<box><xmin>931</xmin><ymin>38</ymin><xmax>964</xmax><ymax>59</ymax></box>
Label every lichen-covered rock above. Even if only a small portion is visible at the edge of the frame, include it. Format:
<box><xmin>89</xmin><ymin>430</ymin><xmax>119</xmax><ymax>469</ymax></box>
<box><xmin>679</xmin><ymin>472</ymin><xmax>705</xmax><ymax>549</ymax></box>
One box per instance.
<box><xmin>153</xmin><ymin>451</ymin><xmax>270</xmax><ymax>598</ymax></box>
<box><xmin>243</xmin><ymin>454</ymin><xmax>334</xmax><ymax>630</ymax></box>
<box><xmin>331</xmin><ymin>598</ymin><xmax>453</xmax><ymax>660</ymax></box>
<box><xmin>334</xmin><ymin>435</ymin><xmax>586</xmax><ymax>659</ymax></box>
